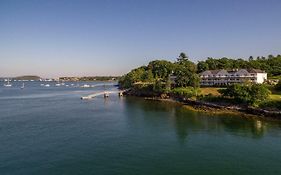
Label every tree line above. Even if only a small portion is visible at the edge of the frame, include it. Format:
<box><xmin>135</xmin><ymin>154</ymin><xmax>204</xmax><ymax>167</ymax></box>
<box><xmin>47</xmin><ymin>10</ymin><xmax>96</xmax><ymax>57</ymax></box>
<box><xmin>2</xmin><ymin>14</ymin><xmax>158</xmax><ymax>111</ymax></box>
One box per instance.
<box><xmin>197</xmin><ymin>55</ymin><xmax>281</xmax><ymax>76</ymax></box>
<box><xmin>119</xmin><ymin>53</ymin><xmax>281</xmax><ymax>90</ymax></box>
<box><xmin>119</xmin><ymin>53</ymin><xmax>199</xmax><ymax>90</ymax></box>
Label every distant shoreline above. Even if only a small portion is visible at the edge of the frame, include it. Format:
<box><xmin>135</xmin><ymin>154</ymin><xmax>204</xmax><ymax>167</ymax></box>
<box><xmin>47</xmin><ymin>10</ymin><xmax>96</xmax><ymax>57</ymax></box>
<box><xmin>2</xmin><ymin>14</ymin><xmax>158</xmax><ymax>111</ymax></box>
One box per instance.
<box><xmin>59</xmin><ymin>76</ymin><xmax>120</xmax><ymax>82</ymax></box>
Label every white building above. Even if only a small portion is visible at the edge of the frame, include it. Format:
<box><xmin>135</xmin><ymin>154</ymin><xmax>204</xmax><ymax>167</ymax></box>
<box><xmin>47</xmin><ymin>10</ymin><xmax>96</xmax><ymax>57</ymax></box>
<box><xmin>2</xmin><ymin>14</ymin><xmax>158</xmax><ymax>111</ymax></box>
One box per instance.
<box><xmin>199</xmin><ymin>69</ymin><xmax>267</xmax><ymax>86</ymax></box>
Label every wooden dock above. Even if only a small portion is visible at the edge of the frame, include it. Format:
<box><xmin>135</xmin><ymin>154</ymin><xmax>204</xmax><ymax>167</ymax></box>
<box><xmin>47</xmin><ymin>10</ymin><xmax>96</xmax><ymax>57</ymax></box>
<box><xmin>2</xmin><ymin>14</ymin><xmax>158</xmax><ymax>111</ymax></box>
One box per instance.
<box><xmin>81</xmin><ymin>90</ymin><xmax>126</xmax><ymax>100</ymax></box>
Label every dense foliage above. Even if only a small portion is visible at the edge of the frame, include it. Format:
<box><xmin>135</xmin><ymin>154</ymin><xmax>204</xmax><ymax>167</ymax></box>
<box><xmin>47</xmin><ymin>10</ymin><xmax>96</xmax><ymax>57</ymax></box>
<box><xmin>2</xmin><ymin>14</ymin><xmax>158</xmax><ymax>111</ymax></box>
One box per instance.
<box><xmin>197</xmin><ymin>55</ymin><xmax>281</xmax><ymax>77</ymax></box>
<box><xmin>219</xmin><ymin>84</ymin><xmax>271</xmax><ymax>106</ymax></box>
<box><xmin>119</xmin><ymin>53</ymin><xmax>200</xmax><ymax>89</ymax></box>
<box><xmin>275</xmin><ymin>80</ymin><xmax>281</xmax><ymax>91</ymax></box>
<box><xmin>171</xmin><ymin>87</ymin><xmax>200</xmax><ymax>99</ymax></box>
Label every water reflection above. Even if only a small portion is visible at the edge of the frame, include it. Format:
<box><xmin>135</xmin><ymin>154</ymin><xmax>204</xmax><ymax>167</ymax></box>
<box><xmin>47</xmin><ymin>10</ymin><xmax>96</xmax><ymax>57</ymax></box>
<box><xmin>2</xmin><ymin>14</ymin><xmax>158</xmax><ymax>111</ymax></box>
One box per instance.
<box><xmin>171</xmin><ymin>108</ymin><xmax>202</xmax><ymax>143</ymax></box>
<box><xmin>124</xmin><ymin>97</ymin><xmax>281</xmax><ymax>143</ymax></box>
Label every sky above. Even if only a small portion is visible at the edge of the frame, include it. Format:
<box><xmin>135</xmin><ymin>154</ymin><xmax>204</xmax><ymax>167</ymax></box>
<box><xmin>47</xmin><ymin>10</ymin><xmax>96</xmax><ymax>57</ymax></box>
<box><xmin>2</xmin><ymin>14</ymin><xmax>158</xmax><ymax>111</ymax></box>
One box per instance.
<box><xmin>0</xmin><ymin>0</ymin><xmax>281</xmax><ymax>78</ymax></box>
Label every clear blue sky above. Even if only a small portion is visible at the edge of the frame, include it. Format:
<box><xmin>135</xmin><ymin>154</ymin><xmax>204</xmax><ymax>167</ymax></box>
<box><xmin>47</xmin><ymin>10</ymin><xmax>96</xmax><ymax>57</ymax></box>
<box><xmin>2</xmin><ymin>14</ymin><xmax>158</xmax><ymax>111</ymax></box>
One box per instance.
<box><xmin>1</xmin><ymin>0</ymin><xmax>281</xmax><ymax>78</ymax></box>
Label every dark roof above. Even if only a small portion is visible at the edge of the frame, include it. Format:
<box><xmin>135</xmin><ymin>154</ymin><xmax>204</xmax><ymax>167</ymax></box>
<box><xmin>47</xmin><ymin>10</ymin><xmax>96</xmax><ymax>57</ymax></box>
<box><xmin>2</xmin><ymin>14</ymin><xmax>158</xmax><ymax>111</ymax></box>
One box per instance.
<box><xmin>209</xmin><ymin>70</ymin><xmax>221</xmax><ymax>74</ymax></box>
<box><xmin>200</xmin><ymin>69</ymin><xmax>266</xmax><ymax>75</ymax></box>
<box><xmin>247</xmin><ymin>69</ymin><xmax>265</xmax><ymax>73</ymax></box>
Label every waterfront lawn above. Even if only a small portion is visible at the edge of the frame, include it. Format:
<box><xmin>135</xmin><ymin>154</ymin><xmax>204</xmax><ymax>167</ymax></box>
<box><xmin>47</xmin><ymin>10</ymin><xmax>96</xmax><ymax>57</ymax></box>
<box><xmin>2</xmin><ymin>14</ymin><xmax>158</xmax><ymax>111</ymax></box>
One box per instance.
<box><xmin>199</xmin><ymin>87</ymin><xmax>223</xmax><ymax>96</ymax></box>
<box><xmin>268</xmin><ymin>87</ymin><xmax>281</xmax><ymax>101</ymax></box>
<box><xmin>260</xmin><ymin>90</ymin><xmax>281</xmax><ymax>110</ymax></box>
<box><xmin>270</xmin><ymin>94</ymin><xmax>281</xmax><ymax>101</ymax></box>
<box><xmin>198</xmin><ymin>86</ymin><xmax>281</xmax><ymax>110</ymax></box>
<box><xmin>197</xmin><ymin>87</ymin><xmax>236</xmax><ymax>105</ymax></box>
<box><xmin>268</xmin><ymin>75</ymin><xmax>281</xmax><ymax>80</ymax></box>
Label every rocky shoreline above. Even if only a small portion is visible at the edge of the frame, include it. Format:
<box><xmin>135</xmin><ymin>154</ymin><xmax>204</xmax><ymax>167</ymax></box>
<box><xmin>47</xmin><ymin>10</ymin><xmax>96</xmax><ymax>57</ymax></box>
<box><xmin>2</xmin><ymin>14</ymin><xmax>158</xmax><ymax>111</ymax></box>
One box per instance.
<box><xmin>139</xmin><ymin>96</ymin><xmax>281</xmax><ymax>120</ymax></box>
<box><xmin>122</xmin><ymin>87</ymin><xmax>281</xmax><ymax>119</ymax></box>
<box><xmin>182</xmin><ymin>98</ymin><xmax>281</xmax><ymax>119</ymax></box>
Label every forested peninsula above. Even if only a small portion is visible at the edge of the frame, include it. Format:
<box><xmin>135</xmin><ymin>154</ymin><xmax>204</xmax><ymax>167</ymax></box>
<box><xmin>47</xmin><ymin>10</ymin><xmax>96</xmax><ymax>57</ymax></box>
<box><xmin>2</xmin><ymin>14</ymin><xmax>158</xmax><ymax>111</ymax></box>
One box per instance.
<box><xmin>119</xmin><ymin>53</ymin><xmax>281</xmax><ymax>118</ymax></box>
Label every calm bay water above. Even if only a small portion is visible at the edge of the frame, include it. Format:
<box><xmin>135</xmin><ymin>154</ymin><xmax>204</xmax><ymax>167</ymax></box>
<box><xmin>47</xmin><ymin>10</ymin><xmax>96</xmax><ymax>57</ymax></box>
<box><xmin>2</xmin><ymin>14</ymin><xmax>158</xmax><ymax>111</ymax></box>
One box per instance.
<box><xmin>1</xmin><ymin>82</ymin><xmax>281</xmax><ymax>175</ymax></box>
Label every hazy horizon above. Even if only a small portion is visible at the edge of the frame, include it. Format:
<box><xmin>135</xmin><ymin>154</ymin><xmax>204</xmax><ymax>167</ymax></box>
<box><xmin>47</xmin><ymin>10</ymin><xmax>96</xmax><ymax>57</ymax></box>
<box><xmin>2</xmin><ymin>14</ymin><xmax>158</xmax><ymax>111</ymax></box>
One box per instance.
<box><xmin>1</xmin><ymin>0</ymin><xmax>281</xmax><ymax>78</ymax></box>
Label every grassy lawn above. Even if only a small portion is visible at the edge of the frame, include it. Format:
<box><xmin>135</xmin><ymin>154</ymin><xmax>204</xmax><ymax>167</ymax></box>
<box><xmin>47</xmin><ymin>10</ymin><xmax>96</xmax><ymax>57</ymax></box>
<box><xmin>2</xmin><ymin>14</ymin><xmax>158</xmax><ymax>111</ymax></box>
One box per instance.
<box><xmin>261</xmin><ymin>89</ymin><xmax>281</xmax><ymax>110</ymax></box>
<box><xmin>269</xmin><ymin>94</ymin><xmax>281</xmax><ymax>101</ymax></box>
<box><xmin>199</xmin><ymin>87</ymin><xmax>223</xmax><ymax>96</ymax></box>
<box><xmin>198</xmin><ymin>86</ymin><xmax>281</xmax><ymax>110</ymax></box>
<box><xmin>199</xmin><ymin>87</ymin><xmax>281</xmax><ymax>100</ymax></box>
<box><xmin>268</xmin><ymin>87</ymin><xmax>281</xmax><ymax>101</ymax></box>
<box><xmin>268</xmin><ymin>75</ymin><xmax>281</xmax><ymax>80</ymax></box>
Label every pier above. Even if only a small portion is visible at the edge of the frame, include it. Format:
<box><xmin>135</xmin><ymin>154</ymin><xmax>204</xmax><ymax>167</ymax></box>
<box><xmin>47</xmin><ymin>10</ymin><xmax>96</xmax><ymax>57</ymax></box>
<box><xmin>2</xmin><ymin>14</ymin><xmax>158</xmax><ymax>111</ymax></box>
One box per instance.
<box><xmin>81</xmin><ymin>90</ymin><xmax>126</xmax><ymax>100</ymax></box>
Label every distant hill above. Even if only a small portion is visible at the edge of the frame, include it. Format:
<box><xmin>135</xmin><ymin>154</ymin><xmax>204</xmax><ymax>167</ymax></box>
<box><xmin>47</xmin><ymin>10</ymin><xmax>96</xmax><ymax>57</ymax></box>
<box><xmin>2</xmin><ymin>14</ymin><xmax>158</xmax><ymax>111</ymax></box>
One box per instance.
<box><xmin>14</xmin><ymin>75</ymin><xmax>41</xmax><ymax>80</ymax></box>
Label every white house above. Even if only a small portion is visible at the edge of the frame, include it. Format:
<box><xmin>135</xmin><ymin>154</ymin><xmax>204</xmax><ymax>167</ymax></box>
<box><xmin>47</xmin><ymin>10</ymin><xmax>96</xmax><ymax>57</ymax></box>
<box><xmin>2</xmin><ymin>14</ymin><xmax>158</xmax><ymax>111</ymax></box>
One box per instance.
<box><xmin>199</xmin><ymin>69</ymin><xmax>267</xmax><ymax>86</ymax></box>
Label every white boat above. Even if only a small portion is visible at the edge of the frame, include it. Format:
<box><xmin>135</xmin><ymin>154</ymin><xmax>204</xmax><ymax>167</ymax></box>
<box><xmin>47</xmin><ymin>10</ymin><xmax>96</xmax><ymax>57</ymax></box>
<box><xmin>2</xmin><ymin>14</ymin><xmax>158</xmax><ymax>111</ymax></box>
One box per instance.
<box><xmin>81</xmin><ymin>84</ymin><xmax>90</xmax><ymax>88</ymax></box>
<box><xmin>45</xmin><ymin>84</ymin><xmax>50</xmax><ymax>87</ymax></box>
<box><xmin>55</xmin><ymin>79</ymin><xmax>65</xmax><ymax>87</ymax></box>
<box><xmin>81</xmin><ymin>96</ymin><xmax>92</xmax><ymax>100</ymax></box>
<box><xmin>4</xmin><ymin>79</ymin><xmax>12</xmax><ymax>87</ymax></box>
<box><xmin>104</xmin><ymin>93</ymin><xmax>109</xmax><ymax>98</ymax></box>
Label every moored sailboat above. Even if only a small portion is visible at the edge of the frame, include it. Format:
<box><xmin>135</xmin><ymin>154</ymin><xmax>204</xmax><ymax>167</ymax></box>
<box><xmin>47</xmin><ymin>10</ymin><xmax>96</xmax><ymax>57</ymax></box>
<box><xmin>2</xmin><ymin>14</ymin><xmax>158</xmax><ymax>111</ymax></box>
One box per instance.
<box><xmin>4</xmin><ymin>79</ymin><xmax>12</xmax><ymax>87</ymax></box>
<box><xmin>21</xmin><ymin>83</ymin><xmax>25</xmax><ymax>89</ymax></box>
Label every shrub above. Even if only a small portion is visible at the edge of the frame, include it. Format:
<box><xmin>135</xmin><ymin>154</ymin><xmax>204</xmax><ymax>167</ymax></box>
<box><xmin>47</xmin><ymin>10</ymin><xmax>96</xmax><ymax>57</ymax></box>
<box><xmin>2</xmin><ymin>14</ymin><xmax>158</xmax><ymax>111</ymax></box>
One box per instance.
<box><xmin>171</xmin><ymin>87</ymin><xmax>199</xmax><ymax>99</ymax></box>
<box><xmin>275</xmin><ymin>79</ymin><xmax>281</xmax><ymax>91</ymax></box>
<box><xmin>219</xmin><ymin>84</ymin><xmax>271</xmax><ymax>106</ymax></box>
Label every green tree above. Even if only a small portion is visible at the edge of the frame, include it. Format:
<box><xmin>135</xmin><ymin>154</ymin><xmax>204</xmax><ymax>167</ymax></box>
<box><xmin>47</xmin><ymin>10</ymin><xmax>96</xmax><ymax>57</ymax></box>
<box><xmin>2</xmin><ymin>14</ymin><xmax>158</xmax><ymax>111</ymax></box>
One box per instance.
<box><xmin>144</xmin><ymin>69</ymin><xmax>154</xmax><ymax>82</ymax></box>
<box><xmin>197</xmin><ymin>61</ymin><xmax>209</xmax><ymax>73</ymax></box>
<box><xmin>177</xmin><ymin>53</ymin><xmax>193</xmax><ymax>65</ymax></box>
<box><xmin>205</xmin><ymin>57</ymin><xmax>218</xmax><ymax>70</ymax></box>
<box><xmin>175</xmin><ymin>69</ymin><xmax>191</xmax><ymax>87</ymax></box>
<box><xmin>219</xmin><ymin>84</ymin><xmax>271</xmax><ymax>106</ymax></box>
<box><xmin>189</xmin><ymin>74</ymin><xmax>200</xmax><ymax>88</ymax></box>
<box><xmin>118</xmin><ymin>66</ymin><xmax>146</xmax><ymax>88</ymax></box>
<box><xmin>164</xmin><ymin>77</ymin><xmax>172</xmax><ymax>93</ymax></box>
<box><xmin>249</xmin><ymin>84</ymin><xmax>271</xmax><ymax>106</ymax></box>
<box><xmin>275</xmin><ymin>79</ymin><xmax>281</xmax><ymax>91</ymax></box>
<box><xmin>147</xmin><ymin>60</ymin><xmax>174</xmax><ymax>79</ymax></box>
<box><xmin>153</xmin><ymin>79</ymin><xmax>164</xmax><ymax>94</ymax></box>
<box><xmin>180</xmin><ymin>52</ymin><xmax>187</xmax><ymax>58</ymax></box>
